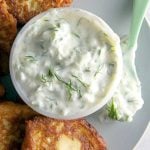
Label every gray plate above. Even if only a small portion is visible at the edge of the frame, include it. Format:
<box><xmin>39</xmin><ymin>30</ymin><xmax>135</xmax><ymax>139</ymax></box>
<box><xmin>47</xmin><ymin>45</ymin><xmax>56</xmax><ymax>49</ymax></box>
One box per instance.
<box><xmin>72</xmin><ymin>0</ymin><xmax>150</xmax><ymax>149</ymax></box>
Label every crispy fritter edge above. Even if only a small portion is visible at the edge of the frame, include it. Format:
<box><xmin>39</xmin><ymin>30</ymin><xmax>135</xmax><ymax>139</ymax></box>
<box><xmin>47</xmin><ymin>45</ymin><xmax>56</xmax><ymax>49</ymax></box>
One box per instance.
<box><xmin>22</xmin><ymin>117</ymin><xmax>107</xmax><ymax>149</ymax></box>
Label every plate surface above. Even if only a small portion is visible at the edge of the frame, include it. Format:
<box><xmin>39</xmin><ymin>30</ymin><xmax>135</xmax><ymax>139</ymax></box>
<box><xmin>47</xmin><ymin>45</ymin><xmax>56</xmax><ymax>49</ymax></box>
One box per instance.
<box><xmin>72</xmin><ymin>0</ymin><xmax>150</xmax><ymax>150</ymax></box>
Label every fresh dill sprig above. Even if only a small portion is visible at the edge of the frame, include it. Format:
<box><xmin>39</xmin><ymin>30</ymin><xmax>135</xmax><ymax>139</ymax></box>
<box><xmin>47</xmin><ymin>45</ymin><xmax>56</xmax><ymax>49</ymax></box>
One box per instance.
<box><xmin>40</xmin><ymin>74</ymin><xmax>48</xmax><ymax>83</ymax></box>
<box><xmin>55</xmin><ymin>73</ymin><xmax>89</xmax><ymax>100</ymax></box>
<box><xmin>107</xmin><ymin>99</ymin><xmax>119</xmax><ymax>120</ymax></box>
<box><xmin>48</xmin><ymin>24</ymin><xmax>60</xmax><ymax>40</ymax></box>
<box><xmin>94</xmin><ymin>64</ymin><xmax>103</xmax><ymax>77</ymax></box>
<box><xmin>40</xmin><ymin>68</ymin><xmax>54</xmax><ymax>83</ymax></box>
<box><xmin>55</xmin><ymin>74</ymin><xmax>78</xmax><ymax>101</ymax></box>
<box><xmin>71</xmin><ymin>74</ymin><xmax>88</xmax><ymax>88</ymax></box>
<box><xmin>44</xmin><ymin>19</ymin><xmax>49</xmax><ymax>21</ymax></box>
<box><xmin>72</xmin><ymin>32</ymin><xmax>80</xmax><ymax>39</ymax></box>
<box><xmin>77</xmin><ymin>88</ymin><xmax>82</xmax><ymax>98</ymax></box>
<box><xmin>108</xmin><ymin>63</ymin><xmax>115</xmax><ymax>75</ymax></box>
<box><xmin>55</xmin><ymin>74</ymin><xmax>76</xmax><ymax>91</ymax></box>
<box><xmin>84</xmin><ymin>68</ymin><xmax>91</xmax><ymax>72</ymax></box>
<box><xmin>56</xmin><ymin>22</ymin><xmax>61</xmax><ymax>28</ymax></box>
<box><xmin>49</xmin><ymin>28</ymin><xmax>58</xmax><ymax>41</ymax></box>
<box><xmin>77</xmin><ymin>17</ymin><xmax>84</xmax><ymax>26</ymax></box>
<box><xmin>48</xmin><ymin>68</ymin><xmax>54</xmax><ymax>78</ymax></box>
<box><xmin>39</xmin><ymin>68</ymin><xmax>84</xmax><ymax>100</ymax></box>
<box><xmin>40</xmin><ymin>44</ymin><xmax>44</xmax><ymax>49</ymax></box>
<box><xmin>48</xmin><ymin>23</ymin><xmax>61</xmax><ymax>32</ymax></box>
<box><xmin>97</xmin><ymin>49</ymin><xmax>101</xmax><ymax>55</ymax></box>
<box><xmin>54</xmin><ymin>73</ymin><xmax>85</xmax><ymax>100</ymax></box>
<box><xmin>48</xmin><ymin>27</ymin><xmax>58</xmax><ymax>32</ymax></box>
<box><xmin>65</xmin><ymin>80</ymin><xmax>74</xmax><ymax>101</ymax></box>
<box><xmin>24</xmin><ymin>56</ymin><xmax>37</xmax><ymax>62</ymax></box>
<box><xmin>41</xmin><ymin>50</ymin><xmax>48</xmax><ymax>56</ymax></box>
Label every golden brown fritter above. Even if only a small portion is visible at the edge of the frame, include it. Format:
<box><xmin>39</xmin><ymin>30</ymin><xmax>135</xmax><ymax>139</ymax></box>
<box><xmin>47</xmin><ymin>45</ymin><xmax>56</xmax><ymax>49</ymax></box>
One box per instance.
<box><xmin>0</xmin><ymin>101</ymin><xmax>38</xmax><ymax>150</ymax></box>
<box><xmin>5</xmin><ymin>0</ymin><xmax>73</xmax><ymax>24</ymax></box>
<box><xmin>0</xmin><ymin>0</ymin><xmax>17</xmax><ymax>53</ymax></box>
<box><xmin>22</xmin><ymin>117</ymin><xmax>107</xmax><ymax>150</ymax></box>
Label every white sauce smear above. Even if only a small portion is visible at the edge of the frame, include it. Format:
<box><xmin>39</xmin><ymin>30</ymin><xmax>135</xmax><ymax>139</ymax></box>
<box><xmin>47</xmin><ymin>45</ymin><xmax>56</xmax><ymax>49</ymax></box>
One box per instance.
<box><xmin>99</xmin><ymin>38</ymin><xmax>144</xmax><ymax>122</ymax></box>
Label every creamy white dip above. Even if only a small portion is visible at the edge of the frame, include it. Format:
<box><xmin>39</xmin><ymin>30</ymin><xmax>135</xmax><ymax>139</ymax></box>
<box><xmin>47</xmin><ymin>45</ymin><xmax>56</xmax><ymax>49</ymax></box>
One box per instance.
<box><xmin>99</xmin><ymin>38</ymin><xmax>144</xmax><ymax>122</ymax></box>
<box><xmin>11</xmin><ymin>8</ymin><xmax>122</xmax><ymax>117</ymax></box>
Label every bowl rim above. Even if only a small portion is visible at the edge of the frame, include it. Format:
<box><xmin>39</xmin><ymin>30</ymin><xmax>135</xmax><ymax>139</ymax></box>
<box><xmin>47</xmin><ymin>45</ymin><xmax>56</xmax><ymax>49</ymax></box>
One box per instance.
<box><xmin>9</xmin><ymin>7</ymin><xmax>123</xmax><ymax>120</ymax></box>
<box><xmin>146</xmin><ymin>7</ymin><xmax>150</xmax><ymax>27</ymax></box>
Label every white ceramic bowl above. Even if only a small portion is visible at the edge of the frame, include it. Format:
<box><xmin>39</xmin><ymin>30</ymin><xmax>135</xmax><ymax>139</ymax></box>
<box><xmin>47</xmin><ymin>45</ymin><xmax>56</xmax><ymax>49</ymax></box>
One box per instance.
<box><xmin>10</xmin><ymin>8</ymin><xmax>122</xmax><ymax>119</ymax></box>
<box><xmin>146</xmin><ymin>6</ymin><xmax>150</xmax><ymax>27</ymax></box>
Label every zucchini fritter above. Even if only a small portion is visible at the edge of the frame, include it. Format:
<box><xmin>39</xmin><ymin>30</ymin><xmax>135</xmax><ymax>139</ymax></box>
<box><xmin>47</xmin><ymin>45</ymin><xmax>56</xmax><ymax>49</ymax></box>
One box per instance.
<box><xmin>5</xmin><ymin>0</ymin><xmax>73</xmax><ymax>24</ymax></box>
<box><xmin>22</xmin><ymin>117</ymin><xmax>107</xmax><ymax>150</ymax></box>
<box><xmin>0</xmin><ymin>101</ymin><xmax>37</xmax><ymax>150</ymax></box>
<box><xmin>0</xmin><ymin>0</ymin><xmax>17</xmax><ymax>53</ymax></box>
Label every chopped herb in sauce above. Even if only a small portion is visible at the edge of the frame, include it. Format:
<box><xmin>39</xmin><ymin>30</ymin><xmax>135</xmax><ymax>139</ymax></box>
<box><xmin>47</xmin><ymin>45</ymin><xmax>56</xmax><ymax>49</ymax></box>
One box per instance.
<box><xmin>40</xmin><ymin>44</ymin><xmax>44</xmax><ymax>49</ymax></box>
<box><xmin>71</xmin><ymin>74</ymin><xmax>88</xmax><ymax>88</ymax></box>
<box><xmin>108</xmin><ymin>63</ymin><xmax>115</xmax><ymax>75</ymax></box>
<box><xmin>24</xmin><ymin>56</ymin><xmax>37</xmax><ymax>62</ymax></box>
<box><xmin>94</xmin><ymin>64</ymin><xmax>103</xmax><ymax>77</ymax></box>
<box><xmin>44</xmin><ymin>19</ymin><xmax>49</xmax><ymax>21</ymax></box>
<box><xmin>40</xmin><ymin>74</ymin><xmax>49</xmax><ymax>83</ymax></box>
<box><xmin>54</xmin><ymin>73</ymin><xmax>85</xmax><ymax>100</ymax></box>
<box><xmin>72</xmin><ymin>32</ymin><xmax>80</xmax><ymax>38</ymax></box>
<box><xmin>77</xmin><ymin>17</ymin><xmax>84</xmax><ymax>26</ymax></box>
<box><xmin>84</xmin><ymin>68</ymin><xmax>91</xmax><ymax>72</ymax></box>
<box><xmin>107</xmin><ymin>99</ymin><xmax>119</xmax><ymax>120</ymax></box>
<box><xmin>48</xmin><ymin>68</ymin><xmax>54</xmax><ymax>78</ymax></box>
<box><xmin>48</xmin><ymin>27</ymin><xmax>58</xmax><ymax>32</ymax></box>
<box><xmin>41</xmin><ymin>50</ymin><xmax>48</xmax><ymax>56</ymax></box>
<box><xmin>97</xmin><ymin>49</ymin><xmax>101</xmax><ymax>55</ymax></box>
<box><xmin>56</xmin><ymin>23</ymin><xmax>61</xmax><ymax>28</ymax></box>
<box><xmin>40</xmin><ymin>68</ymin><xmax>54</xmax><ymax>83</ymax></box>
<box><xmin>65</xmin><ymin>80</ymin><xmax>74</xmax><ymax>101</ymax></box>
<box><xmin>55</xmin><ymin>74</ymin><xmax>77</xmax><ymax>101</ymax></box>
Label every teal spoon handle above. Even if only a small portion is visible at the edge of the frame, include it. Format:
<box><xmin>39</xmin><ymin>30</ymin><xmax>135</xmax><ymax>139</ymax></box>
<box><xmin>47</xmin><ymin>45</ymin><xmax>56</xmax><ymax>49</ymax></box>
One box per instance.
<box><xmin>128</xmin><ymin>0</ymin><xmax>150</xmax><ymax>49</ymax></box>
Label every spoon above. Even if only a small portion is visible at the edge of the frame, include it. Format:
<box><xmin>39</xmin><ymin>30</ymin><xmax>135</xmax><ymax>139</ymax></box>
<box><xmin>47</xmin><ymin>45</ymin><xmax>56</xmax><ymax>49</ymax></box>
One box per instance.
<box><xmin>128</xmin><ymin>0</ymin><xmax>150</xmax><ymax>50</ymax></box>
<box><xmin>125</xmin><ymin>0</ymin><xmax>150</xmax><ymax>86</ymax></box>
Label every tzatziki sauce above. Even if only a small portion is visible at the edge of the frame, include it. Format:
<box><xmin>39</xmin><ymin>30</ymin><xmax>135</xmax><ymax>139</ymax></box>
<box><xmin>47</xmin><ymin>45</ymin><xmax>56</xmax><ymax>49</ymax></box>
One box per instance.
<box><xmin>99</xmin><ymin>38</ymin><xmax>144</xmax><ymax>122</ymax></box>
<box><xmin>11</xmin><ymin>8</ymin><xmax>122</xmax><ymax>118</ymax></box>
